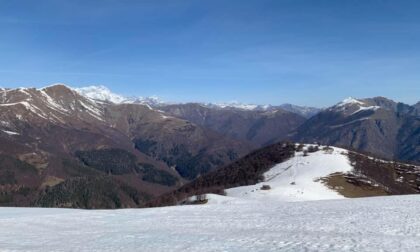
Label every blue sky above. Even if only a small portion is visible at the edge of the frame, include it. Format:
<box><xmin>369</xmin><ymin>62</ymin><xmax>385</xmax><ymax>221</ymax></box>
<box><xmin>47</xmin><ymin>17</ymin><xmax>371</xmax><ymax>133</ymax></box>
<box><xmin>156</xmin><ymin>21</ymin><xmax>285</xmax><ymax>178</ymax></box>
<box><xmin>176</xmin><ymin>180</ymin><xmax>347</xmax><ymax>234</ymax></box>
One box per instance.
<box><xmin>0</xmin><ymin>0</ymin><xmax>419</xmax><ymax>107</ymax></box>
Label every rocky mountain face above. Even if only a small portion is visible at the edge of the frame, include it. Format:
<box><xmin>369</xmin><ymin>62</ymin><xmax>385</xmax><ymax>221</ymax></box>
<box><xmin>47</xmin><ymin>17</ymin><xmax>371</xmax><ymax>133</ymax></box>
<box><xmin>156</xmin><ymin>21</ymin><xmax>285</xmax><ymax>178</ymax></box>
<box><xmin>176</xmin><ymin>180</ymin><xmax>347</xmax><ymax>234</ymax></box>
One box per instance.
<box><xmin>294</xmin><ymin>97</ymin><xmax>420</xmax><ymax>163</ymax></box>
<box><xmin>0</xmin><ymin>85</ymin><xmax>252</xmax><ymax>208</ymax></box>
<box><xmin>413</xmin><ymin>102</ymin><xmax>420</xmax><ymax>115</ymax></box>
<box><xmin>158</xmin><ymin>103</ymin><xmax>306</xmax><ymax>147</ymax></box>
<box><xmin>277</xmin><ymin>104</ymin><xmax>321</xmax><ymax>118</ymax></box>
<box><xmin>104</xmin><ymin>103</ymin><xmax>250</xmax><ymax>179</ymax></box>
<box><xmin>398</xmin><ymin>116</ymin><xmax>420</xmax><ymax>161</ymax></box>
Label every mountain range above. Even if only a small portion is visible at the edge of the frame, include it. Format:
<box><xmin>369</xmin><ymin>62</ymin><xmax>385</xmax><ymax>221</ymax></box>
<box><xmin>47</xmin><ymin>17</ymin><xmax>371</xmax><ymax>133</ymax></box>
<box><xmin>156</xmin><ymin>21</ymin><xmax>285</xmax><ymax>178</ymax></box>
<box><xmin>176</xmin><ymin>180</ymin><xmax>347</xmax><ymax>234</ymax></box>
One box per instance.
<box><xmin>78</xmin><ymin>85</ymin><xmax>419</xmax><ymax>163</ymax></box>
<box><xmin>0</xmin><ymin>84</ymin><xmax>418</xmax><ymax>208</ymax></box>
<box><xmin>75</xmin><ymin>85</ymin><xmax>322</xmax><ymax>118</ymax></box>
<box><xmin>0</xmin><ymin>84</ymin><xmax>251</xmax><ymax>208</ymax></box>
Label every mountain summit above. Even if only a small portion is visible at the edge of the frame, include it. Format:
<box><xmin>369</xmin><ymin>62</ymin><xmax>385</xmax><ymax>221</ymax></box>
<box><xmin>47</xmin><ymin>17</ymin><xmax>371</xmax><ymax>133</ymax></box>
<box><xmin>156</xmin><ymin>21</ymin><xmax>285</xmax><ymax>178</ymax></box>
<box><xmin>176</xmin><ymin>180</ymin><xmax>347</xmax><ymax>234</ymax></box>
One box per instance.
<box><xmin>295</xmin><ymin>96</ymin><xmax>420</xmax><ymax>162</ymax></box>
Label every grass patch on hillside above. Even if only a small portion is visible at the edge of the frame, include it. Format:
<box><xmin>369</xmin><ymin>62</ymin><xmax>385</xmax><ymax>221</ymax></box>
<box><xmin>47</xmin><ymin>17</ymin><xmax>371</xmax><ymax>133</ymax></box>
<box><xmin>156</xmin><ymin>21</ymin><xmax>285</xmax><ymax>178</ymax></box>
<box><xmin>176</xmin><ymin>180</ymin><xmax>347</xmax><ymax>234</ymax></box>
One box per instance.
<box><xmin>317</xmin><ymin>172</ymin><xmax>389</xmax><ymax>198</ymax></box>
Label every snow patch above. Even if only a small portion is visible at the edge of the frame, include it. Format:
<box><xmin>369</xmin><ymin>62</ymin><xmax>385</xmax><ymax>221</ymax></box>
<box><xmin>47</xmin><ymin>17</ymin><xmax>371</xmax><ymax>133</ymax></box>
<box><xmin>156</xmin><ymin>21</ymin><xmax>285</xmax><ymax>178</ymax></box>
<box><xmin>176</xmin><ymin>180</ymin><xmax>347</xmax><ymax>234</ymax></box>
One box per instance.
<box><xmin>2</xmin><ymin>130</ymin><xmax>19</xmax><ymax>135</ymax></box>
<box><xmin>330</xmin><ymin>117</ymin><xmax>371</xmax><ymax>128</ymax></box>
<box><xmin>39</xmin><ymin>90</ymin><xmax>71</xmax><ymax>114</ymax></box>
<box><xmin>0</xmin><ymin>121</ymin><xmax>10</xmax><ymax>127</ymax></box>
<box><xmin>351</xmin><ymin>105</ymin><xmax>381</xmax><ymax>115</ymax></box>
<box><xmin>78</xmin><ymin>100</ymin><xmax>104</xmax><ymax>121</ymax></box>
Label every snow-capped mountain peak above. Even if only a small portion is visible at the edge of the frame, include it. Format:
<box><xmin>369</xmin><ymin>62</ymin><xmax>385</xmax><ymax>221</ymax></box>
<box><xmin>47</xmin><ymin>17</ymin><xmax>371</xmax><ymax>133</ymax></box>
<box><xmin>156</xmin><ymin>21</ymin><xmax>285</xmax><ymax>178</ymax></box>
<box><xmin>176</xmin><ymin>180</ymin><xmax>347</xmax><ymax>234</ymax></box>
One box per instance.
<box><xmin>74</xmin><ymin>85</ymin><xmax>167</xmax><ymax>107</ymax></box>
<box><xmin>74</xmin><ymin>85</ymin><xmax>126</xmax><ymax>104</ymax></box>
<box><xmin>331</xmin><ymin>97</ymin><xmax>382</xmax><ymax>115</ymax></box>
<box><xmin>336</xmin><ymin>97</ymin><xmax>365</xmax><ymax>107</ymax></box>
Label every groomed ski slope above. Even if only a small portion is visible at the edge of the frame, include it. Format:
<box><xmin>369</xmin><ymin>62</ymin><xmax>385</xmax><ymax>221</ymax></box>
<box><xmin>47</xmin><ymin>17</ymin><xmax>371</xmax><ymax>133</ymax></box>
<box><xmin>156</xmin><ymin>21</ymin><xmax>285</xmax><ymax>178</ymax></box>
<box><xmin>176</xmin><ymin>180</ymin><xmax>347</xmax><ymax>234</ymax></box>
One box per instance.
<box><xmin>1</xmin><ymin>195</ymin><xmax>420</xmax><ymax>251</ymax></box>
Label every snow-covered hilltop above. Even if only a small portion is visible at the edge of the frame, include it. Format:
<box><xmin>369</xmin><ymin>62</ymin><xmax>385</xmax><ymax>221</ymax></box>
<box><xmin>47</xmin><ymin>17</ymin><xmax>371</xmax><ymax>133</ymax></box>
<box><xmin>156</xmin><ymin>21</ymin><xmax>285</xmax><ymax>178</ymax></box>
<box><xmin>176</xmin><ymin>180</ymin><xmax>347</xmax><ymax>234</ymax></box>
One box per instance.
<box><xmin>149</xmin><ymin>141</ymin><xmax>419</xmax><ymax>210</ymax></box>
<box><xmin>204</xmin><ymin>144</ymin><xmax>418</xmax><ymax>203</ymax></box>
<box><xmin>226</xmin><ymin>146</ymin><xmax>354</xmax><ymax>201</ymax></box>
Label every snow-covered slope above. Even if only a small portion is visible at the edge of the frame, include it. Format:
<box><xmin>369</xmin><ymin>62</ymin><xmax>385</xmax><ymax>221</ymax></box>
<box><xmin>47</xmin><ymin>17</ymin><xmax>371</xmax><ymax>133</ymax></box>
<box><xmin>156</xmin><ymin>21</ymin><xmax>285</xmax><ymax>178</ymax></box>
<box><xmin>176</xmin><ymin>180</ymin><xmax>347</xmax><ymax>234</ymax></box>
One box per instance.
<box><xmin>1</xmin><ymin>195</ymin><xmax>420</xmax><ymax>251</ymax></box>
<box><xmin>0</xmin><ymin>84</ymin><xmax>105</xmax><ymax>123</ymax></box>
<box><xmin>226</xmin><ymin>146</ymin><xmax>353</xmax><ymax>201</ymax></box>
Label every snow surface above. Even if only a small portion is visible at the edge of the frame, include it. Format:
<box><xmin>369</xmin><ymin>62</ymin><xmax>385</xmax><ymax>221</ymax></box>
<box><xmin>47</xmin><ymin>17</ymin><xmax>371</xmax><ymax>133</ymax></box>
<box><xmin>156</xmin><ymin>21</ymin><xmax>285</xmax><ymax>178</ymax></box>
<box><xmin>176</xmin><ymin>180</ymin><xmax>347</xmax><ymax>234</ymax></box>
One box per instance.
<box><xmin>227</xmin><ymin>146</ymin><xmax>353</xmax><ymax>202</ymax></box>
<box><xmin>1</xmin><ymin>130</ymin><xmax>19</xmax><ymax>135</ymax></box>
<box><xmin>1</xmin><ymin>195</ymin><xmax>420</xmax><ymax>251</ymax></box>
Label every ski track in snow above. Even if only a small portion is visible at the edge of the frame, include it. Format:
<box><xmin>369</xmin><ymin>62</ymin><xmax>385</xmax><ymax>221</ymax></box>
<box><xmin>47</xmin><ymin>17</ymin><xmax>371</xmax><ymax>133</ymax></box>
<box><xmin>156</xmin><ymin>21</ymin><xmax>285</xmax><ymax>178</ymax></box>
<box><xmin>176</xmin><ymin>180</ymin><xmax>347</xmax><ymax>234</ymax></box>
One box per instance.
<box><xmin>1</xmin><ymin>195</ymin><xmax>420</xmax><ymax>251</ymax></box>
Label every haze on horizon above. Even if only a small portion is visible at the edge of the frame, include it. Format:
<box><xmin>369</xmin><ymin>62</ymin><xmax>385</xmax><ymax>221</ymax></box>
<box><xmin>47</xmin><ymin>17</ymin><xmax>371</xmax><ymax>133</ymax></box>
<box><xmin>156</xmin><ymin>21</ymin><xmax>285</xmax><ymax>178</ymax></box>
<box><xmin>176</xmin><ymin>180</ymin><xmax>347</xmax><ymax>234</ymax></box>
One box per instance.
<box><xmin>0</xmin><ymin>0</ymin><xmax>419</xmax><ymax>107</ymax></box>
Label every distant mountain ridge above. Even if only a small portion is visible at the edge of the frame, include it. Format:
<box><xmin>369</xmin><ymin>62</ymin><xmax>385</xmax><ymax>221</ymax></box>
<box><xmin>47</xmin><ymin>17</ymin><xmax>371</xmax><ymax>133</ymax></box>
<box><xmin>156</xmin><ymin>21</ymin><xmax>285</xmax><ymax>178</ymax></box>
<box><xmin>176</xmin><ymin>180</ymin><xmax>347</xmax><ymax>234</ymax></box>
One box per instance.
<box><xmin>74</xmin><ymin>85</ymin><xmax>321</xmax><ymax>118</ymax></box>
<box><xmin>157</xmin><ymin>103</ymin><xmax>306</xmax><ymax>147</ymax></box>
<box><xmin>73</xmin><ymin>85</ymin><xmax>319</xmax><ymax>147</ymax></box>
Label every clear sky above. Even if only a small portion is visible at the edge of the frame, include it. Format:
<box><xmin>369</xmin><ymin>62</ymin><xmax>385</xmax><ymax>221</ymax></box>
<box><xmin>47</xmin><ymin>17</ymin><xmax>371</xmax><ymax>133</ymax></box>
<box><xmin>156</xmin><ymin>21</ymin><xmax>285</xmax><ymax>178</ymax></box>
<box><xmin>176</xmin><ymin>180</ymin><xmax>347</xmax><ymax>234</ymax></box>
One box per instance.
<box><xmin>0</xmin><ymin>0</ymin><xmax>419</xmax><ymax>107</ymax></box>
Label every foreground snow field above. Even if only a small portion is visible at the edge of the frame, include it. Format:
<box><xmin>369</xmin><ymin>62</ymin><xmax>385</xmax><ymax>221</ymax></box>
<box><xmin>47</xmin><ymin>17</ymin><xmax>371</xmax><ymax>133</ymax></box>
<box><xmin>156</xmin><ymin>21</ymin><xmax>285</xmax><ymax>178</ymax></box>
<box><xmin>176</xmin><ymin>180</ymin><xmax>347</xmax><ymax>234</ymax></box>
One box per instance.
<box><xmin>1</xmin><ymin>195</ymin><xmax>420</xmax><ymax>252</ymax></box>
